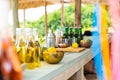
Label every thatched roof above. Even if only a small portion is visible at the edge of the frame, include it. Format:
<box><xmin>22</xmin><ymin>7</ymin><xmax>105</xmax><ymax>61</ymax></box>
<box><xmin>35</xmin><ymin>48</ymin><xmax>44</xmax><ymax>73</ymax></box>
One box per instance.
<box><xmin>18</xmin><ymin>0</ymin><xmax>53</xmax><ymax>9</ymax></box>
<box><xmin>16</xmin><ymin>0</ymin><xmax>108</xmax><ymax>9</ymax></box>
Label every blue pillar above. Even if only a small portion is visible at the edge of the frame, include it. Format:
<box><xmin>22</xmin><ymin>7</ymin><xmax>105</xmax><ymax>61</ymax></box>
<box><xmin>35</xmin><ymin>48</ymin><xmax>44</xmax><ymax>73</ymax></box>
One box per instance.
<box><xmin>92</xmin><ymin>3</ymin><xmax>104</xmax><ymax>80</ymax></box>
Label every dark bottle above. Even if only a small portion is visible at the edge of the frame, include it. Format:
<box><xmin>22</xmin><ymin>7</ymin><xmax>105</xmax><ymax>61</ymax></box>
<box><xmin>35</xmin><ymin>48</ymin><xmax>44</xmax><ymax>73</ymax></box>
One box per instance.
<box><xmin>62</xmin><ymin>27</ymin><xmax>68</xmax><ymax>44</ymax></box>
<box><xmin>72</xmin><ymin>27</ymin><xmax>78</xmax><ymax>43</ymax></box>
<box><xmin>68</xmin><ymin>27</ymin><xmax>73</xmax><ymax>46</ymax></box>
<box><xmin>78</xmin><ymin>27</ymin><xmax>83</xmax><ymax>46</ymax></box>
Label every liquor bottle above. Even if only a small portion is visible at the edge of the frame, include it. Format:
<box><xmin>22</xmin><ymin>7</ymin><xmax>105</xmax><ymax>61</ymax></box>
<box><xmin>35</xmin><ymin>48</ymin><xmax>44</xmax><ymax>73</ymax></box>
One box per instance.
<box><xmin>33</xmin><ymin>28</ymin><xmax>41</xmax><ymax>67</ymax></box>
<box><xmin>78</xmin><ymin>27</ymin><xmax>83</xmax><ymax>46</ymax></box>
<box><xmin>46</xmin><ymin>29</ymin><xmax>55</xmax><ymax>48</ymax></box>
<box><xmin>25</xmin><ymin>28</ymin><xmax>36</xmax><ymax>69</ymax></box>
<box><xmin>16</xmin><ymin>28</ymin><xmax>26</xmax><ymax>63</ymax></box>
<box><xmin>72</xmin><ymin>27</ymin><xmax>78</xmax><ymax>43</ymax></box>
<box><xmin>68</xmin><ymin>27</ymin><xmax>73</xmax><ymax>46</ymax></box>
<box><xmin>62</xmin><ymin>27</ymin><xmax>68</xmax><ymax>44</ymax></box>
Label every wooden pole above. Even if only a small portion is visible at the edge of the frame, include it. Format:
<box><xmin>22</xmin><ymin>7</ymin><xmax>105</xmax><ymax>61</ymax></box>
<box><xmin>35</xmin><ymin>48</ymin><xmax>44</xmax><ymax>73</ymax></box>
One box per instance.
<box><xmin>45</xmin><ymin>0</ymin><xmax>48</xmax><ymax>35</ymax></box>
<box><xmin>12</xmin><ymin>0</ymin><xmax>19</xmax><ymax>35</ymax></box>
<box><xmin>23</xmin><ymin>9</ymin><xmax>26</xmax><ymax>28</ymax></box>
<box><xmin>61</xmin><ymin>0</ymin><xmax>65</xmax><ymax>27</ymax></box>
<box><xmin>75</xmin><ymin>0</ymin><xmax>81</xmax><ymax>27</ymax></box>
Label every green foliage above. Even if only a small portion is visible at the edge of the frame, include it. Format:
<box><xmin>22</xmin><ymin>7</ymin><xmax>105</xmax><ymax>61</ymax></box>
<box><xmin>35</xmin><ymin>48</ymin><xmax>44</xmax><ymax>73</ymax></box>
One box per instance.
<box><xmin>47</xmin><ymin>10</ymin><xmax>61</xmax><ymax>31</ymax></box>
<box><xmin>64</xmin><ymin>5</ymin><xmax>75</xmax><ymax>27</ymax></box>
<box><xmin>81</xmin><ymin>4</ymin><xmax>94</xmax><ymax>28</ymax></box>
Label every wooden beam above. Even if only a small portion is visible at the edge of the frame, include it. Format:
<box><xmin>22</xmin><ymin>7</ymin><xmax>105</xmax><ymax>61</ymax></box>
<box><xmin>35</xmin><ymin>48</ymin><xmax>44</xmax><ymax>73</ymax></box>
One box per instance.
<box><xmin>45</xmin><ymin>0</ymin><xmax>48</xmax><ymax>35</ymax></box>
<box><xmin>12</xmin><ymin>0</ymin><xmax>19</xmax><ymax>35</ymax></box>
<box><xmin>61</xmin><ymin>0</ymin><xmax>65</xmax><ymax>27</ymax></box>
<box><xmin>75</xmin><ymin>0</ymin><xmax>81</xmax><ymax>27</ymax></box>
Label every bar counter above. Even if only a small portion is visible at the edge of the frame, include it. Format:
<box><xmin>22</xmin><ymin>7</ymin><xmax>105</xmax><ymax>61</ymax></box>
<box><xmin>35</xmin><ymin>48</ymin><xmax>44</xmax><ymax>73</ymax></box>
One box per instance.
<box><xmin>23</xmin><ymin>48</ymin><xmax>93</xmax><ymax>80</ymax></box>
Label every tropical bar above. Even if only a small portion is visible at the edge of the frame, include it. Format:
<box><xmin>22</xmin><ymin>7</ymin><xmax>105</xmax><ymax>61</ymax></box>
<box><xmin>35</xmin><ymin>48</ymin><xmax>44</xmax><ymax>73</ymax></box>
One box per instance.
<box><xmin>0</xmin><ymin>0</ymin><xmax>118</xmax><ymax>80</ymax></box>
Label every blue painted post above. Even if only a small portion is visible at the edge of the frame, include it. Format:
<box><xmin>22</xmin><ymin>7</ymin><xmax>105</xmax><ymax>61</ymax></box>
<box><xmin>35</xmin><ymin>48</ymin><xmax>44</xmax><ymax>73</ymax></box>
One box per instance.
<box><xmin>92</xmin><ymin>3</ymin><xmax>104</xmax><ymax>80</ymax></box>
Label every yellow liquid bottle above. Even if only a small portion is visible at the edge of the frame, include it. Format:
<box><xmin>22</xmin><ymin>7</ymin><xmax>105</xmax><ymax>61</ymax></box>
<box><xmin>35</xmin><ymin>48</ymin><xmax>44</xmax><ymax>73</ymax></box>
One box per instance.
<box><xmin>26</xmin><ymin>40</ymin><xmax>35</xmax><ymax>69</ymax></box>
<box><xmin>34</xmin><ymin>40</ymin><xmax>41</xmax><ymax>67</ymax></box>
<box><xmin>17</xmin><ymin>39</ymin><xmax>26</xmax><ymax>63</ymax></box>
<box><xmin>25</xmin><ymin>28</ymin><xmax>37</xmax><ymax>69</ymax></box>
<box><xmin>33</xmin><ymin>28</ymin><xmax>41</xmax><ymax>68</ymax></box>
<box><xmin>16</xmin><ymin>28</ymin><xmax>26</xmax><ymax>63</ymax></box>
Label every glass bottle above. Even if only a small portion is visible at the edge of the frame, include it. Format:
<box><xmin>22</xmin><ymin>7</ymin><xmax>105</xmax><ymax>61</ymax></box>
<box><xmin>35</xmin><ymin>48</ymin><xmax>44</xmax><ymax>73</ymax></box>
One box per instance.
<box><xmin>33</xmin><ymin>28</ymin><xmax>41</xmax><ymax>67</ymax></box>
<box><xmin>62</xmin><ymin>27</ymin><xmax>68</xmax><ymax>44</ymax></box>
<box><xmin>16</xmin><ymin>28</ymin><xmax>26</xmax><ymax>63</ymax></box>
<box><xmin>55</xmin><ymin>29</ymin><xmax>61</xmax><ymax>47</ymax></box>
<box><xmin>68</xmin><ymin>27</ymin><xmax>73</xmax><ymax>46</ymax></box>
<box><xmin>25</xmin><ymin>28</ymin><xmax>36</xmax><ymax>69</ymax></box>
<box><xmin>46</xmin><ymin>29</ymin><xmax>55</xmax><ymax>48</ymax></box>
<box><xmin>78</xmin><ymin>27</ymin><xmax>83</xmax><ymax>46</ymax></box>
<box><xmin>72</xmin><ymin>27</ymin><xmax>78</xmax><ymax>43</ymax></box>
